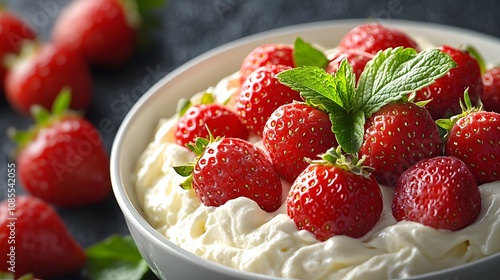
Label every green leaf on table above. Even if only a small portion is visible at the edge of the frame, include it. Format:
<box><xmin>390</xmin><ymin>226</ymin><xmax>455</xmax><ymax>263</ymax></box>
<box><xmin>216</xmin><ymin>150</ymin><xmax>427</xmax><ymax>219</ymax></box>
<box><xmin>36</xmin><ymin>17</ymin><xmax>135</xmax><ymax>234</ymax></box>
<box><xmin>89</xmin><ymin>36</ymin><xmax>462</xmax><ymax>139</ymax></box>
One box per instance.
<box><xmin>277</xmin><ymin>47</ymin><xmax>456</xmax><ymax>155</ymax></box>
<box><xmin>85</xmin><ymin>235</ymin><xmax>150</xmax><ymax>280</ymax></box>
<box><xmin>293</xmin><ymin>37</ymin><xmax>329</xmax><ymax>68</ymax></box>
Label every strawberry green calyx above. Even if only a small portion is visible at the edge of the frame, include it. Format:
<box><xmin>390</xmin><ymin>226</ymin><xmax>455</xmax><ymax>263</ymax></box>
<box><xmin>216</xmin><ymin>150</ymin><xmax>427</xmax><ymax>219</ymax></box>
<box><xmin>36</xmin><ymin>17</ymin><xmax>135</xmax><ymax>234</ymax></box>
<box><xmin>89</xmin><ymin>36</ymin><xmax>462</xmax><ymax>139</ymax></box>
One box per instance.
<box><xmin>315</xmin><ymin>146</ymin><xmax>374</xmax><ymax>178</ymax></box>
<box><xmin>277</xmin><ymin>47</ymin><xmax>456</xmax><ymax>155</ymax></box>
<box><xmin>8</xmin><ymin>88</ymin><xmax>75</xmax><ymax>152</ymax></box>
<box><xmin>173</xmin><ymin>131</ymin><xmax>218</xmax><ymax>190</ymax></box>
<box><xmin>436</xmin><ymin>89</ymin><xmax>482</xmax><ymax>132</ymax></box>
<box><xmin>465</xmin><ymin>45</ymin><xmax>486</xmax><ymax>75</ymax></box>
<box><xmin>176</xmin><ymin>91</ymin><xmax>215</xmax><ymax>117</ymax></box>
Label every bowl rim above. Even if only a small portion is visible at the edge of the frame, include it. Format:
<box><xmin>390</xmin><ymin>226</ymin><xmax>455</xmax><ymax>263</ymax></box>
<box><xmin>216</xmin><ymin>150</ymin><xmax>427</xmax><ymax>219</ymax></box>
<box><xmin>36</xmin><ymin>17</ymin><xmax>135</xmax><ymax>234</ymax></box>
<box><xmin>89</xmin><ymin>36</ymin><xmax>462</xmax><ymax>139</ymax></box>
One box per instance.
<box><xmin>111</xmin><ymin>18</ymin><xmax>500</xmax><ymax>280</ymax></box>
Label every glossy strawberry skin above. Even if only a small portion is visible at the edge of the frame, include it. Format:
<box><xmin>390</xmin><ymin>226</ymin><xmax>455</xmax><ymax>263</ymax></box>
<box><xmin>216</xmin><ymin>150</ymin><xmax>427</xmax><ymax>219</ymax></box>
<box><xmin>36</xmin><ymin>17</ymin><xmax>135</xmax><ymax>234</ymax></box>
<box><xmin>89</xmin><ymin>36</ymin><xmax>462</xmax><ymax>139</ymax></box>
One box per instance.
<box><xmin>174</xmin><ymin>103</ymin><xmax>249</xmax><ymax>147</ymax></box>
<box><xmin>444</xmin><ymin>111</ymin><xmax>500</xmax><ymax>185</ymax></box>
<box><xmin>18</xmin><ymin>116</ymin><xmax>111</xmax><ymax>207</ymax></box>
<box><xmin>263</xmin><ymin>103</ymin><xmax>337</xmax><ymax>183</ymax></box>
<box><xmin>392</xmin><ymin>156</ymin><xmax>481</xmax><ymax>231</ymax></box>
<box><xmin>236</xmin><ymin>64</ymin><xmax>302</xmax><ymax>136</ymax></box>
<box><xmin>359</xmin><ymin>102</ymin><xmax>442</xmax><ymax>186</ymax></box>
<box><xmin>239</xmin><ymin>44</ymin><xmax>295</xmax><ymax>84</ymax></box>
<box><xmin>415</xmin><ymin>46</ymin><xmax>483</xmax><ymax>120</ymax></box>
<box><xmin>193</xmin><ymin>138</ymin><xmax>282</xmax><ymax>212</ymax></box>
<box><xmin>482</xmin><ymin>67</ymin><xmax>500</xmax><ymax>113</ymax></box>
<box><xmin>0</xmin><ymin>10</ymin><xmax>37</xmax><ymax>86</ymax></box>
<box><xmin>5</xmin><ymin>43</ymin><xmax>92</xmax><ymax>115</ymax></box>
<box><xmin>338</xmin><ymin>23</ymin><xmax>419</xmax><ymax>55</ymax></box>
<box><xmin>287</xmin><ymin>163</ymin><xmax>383</xmax><ymax>241</ymax></box>
<box><xmin>0</xmin><ymin>196</ymin><xmax>86</xmax><ymax>278</ymax></box>
<box><xmin>52</xmin><ymin>0</ymin><xmax>137</xmax><ymax>67</ymax></box>
<box><xmin>326</xmin><ymin>49</ymin><xmax>373</xmax><ymax>81</ymax></box>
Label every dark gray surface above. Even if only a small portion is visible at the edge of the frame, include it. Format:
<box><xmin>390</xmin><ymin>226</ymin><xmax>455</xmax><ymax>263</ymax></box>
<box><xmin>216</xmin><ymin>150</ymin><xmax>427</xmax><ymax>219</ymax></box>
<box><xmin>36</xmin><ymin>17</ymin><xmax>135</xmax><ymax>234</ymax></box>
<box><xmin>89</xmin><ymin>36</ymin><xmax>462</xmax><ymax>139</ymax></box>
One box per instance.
<box><xmin>1</xmin><ymin>0</ymin><xmax>500</xmax><ymax>279</ymax></box>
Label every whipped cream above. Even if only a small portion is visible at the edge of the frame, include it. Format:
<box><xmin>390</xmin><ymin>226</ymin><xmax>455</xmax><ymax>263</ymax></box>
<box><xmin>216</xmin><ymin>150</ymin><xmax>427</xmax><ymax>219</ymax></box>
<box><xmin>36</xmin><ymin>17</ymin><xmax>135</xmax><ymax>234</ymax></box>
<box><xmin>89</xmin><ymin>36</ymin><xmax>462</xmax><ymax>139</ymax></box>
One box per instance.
<box><xmin>134</xmin><ymin>45</ymin><xmax>500</xmax><ymax>279</ymax></box>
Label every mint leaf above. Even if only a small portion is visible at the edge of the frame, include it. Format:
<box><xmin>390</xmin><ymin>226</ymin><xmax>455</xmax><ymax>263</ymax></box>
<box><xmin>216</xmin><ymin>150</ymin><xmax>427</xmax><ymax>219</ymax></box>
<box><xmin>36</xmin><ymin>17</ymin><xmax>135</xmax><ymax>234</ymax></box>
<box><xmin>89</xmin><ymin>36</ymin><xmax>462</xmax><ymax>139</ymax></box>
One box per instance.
<box><xmin>328</xmin><ymin>106</ymin><xmax>366</xmax><ymax>154</ymax></box>
<box><xmin>277</xmin><ymin>66</ymin><xmax>342</xmax><ymax>108</ymax></box>
<box><xmin>333</xmin><ymin>59</ymin><xmax>357</xmax><ymax>110</ymax></box>
<box><xmin>85</xmin><ymin>235</ymin><xmax>150</xmax><ymax>280</ymax></box>
<box><xmin>293</xmin><ymin>37</ymin><xmax>329</xmax><ymax>68</ymax></box>
<box><xmin>277</xmin><ymin>47</ymin><xmax>456</xmax><ymax>155</ymax></box>
<box><xmin>356</xmin><ymin>47</ymin><xmax>457</xmax><ymax>116</ymax></box>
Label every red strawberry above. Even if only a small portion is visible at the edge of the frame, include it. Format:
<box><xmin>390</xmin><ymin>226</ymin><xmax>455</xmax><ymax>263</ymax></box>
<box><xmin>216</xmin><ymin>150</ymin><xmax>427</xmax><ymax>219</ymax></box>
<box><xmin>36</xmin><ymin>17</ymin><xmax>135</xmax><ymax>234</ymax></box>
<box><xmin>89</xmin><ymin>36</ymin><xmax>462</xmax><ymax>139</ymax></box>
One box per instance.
<box><xmin>326</xmin><ymin>49</ymin><xmax>373</xmax><ymax>80</ymax></box>
<box><xmin>236</xmin><ymin>64</ymin><xmax>302</xmax><ymax>136</ymax></box>
<box><xmin>438</xmin><ymin>101</ymin><xmax>500</xmax><ymax>185</ymax></box>
<box><xmin>174</xmin><ymin>103</ymin><xmax>249</xmax><ymax>147</ymax></box>
<box><xmin>175</xmin><ymin>137</ymin><xmax>282</xmax><ymax>212</ymax></box>
<box><xmin>52</xmin><ymin>0</ymin><xmax>138</xmax><ymax>67</ymax></box>
<box><xmin>263</xmin><ymin>102</ymin><xmax>337</xmax><ymax>183</ymax></box>
<box><xmin>0</xmin><ymin>10</ymin><xmax>37</xmax><ymax>87</ymax></box>
<box><xmin>0</xmin><ymin>196</ymin><xmax>87</xmax><ymax>278</ymax></box>
<box><xmin>392</xmin><ymin>156</ymin><xmax>481</xmax><ymax>231</ymax></box>
<box><xmin>11</xmin><ymin>91</ymin><xmax>111</xmax><ymax>207</ymax></box>
<box><xmin>338</xmin><ymin>23</ymin><xmax>419</xmax><ymax>55</ymax></box>
<box><xmin>414</xmin><ymin>45</ymin><xmax>483</xmax><ymax>120</ymax></box>
<box><xmin>482</xmin><ymin>66</ymin><xmax>500</xmax><ymax>113</ymax></box>
<box><xmin>4</xmin><ymin>43</ymin><xmax>92</xmax><ymax>115</ymax></box>
<box><xmin>239</xmin><ymin>43</ymin><xmax>295</xmax><ymax>84</ymax></box>
<box><xmin>287</xmin><ymin>148</ymin><xmax>383</xmax><ymax>241</ymax></box>
<box><xmin>359</xmin><ymin>102</ymin><xmax>442</xmax><ymax>186</ymax></box>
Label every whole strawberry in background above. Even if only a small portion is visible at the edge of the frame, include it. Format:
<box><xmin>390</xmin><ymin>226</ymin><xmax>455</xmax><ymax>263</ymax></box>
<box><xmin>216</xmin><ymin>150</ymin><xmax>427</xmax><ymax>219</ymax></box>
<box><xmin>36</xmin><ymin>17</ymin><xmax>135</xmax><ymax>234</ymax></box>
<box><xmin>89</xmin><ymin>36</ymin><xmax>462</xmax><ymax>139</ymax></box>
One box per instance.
<box><xmin>0</xmin><ymin>196</ymin><xmax>87</xmax><ymax>278</ymax></box>
<box><xmin>392</xmin><ymin>156</ymin><xmax>481</xmax><ymax>231</ymax></box>
<box><xmin>4</xmin><ymin>43</ymin><xmax>92</xmax><ymax>115</ymax></box>
<box><xmin>359</xmin><ymin>102</ymin><xmax>443</xmax><ymax>186</ymax></box>
<box><xmin>287</xmin><ymin>147</ymin><xmax>383</xmax><ymax>241</ymax></box>
<box><xmin>338</xmin><ymin>23</ymin><xmax>420</xmax><ymax>55</ymax></box>
<box><xmin>263</xmin><ymin>102</ymin><xmax>337</xmax><ymax>183</ymax></box>
<box><xmin>236</xmin><ymin>64</ymin><xmax>302</xmax><ymax>136</ymax></box>
<box><xmin>437</xmin><ymin>93</ymin><xmax>500</xmax><ymax>185</ymax></box>
<box><xmin>482</xmin><ymin>66</ymin><xmax>500</xmax><ymax>113</ymax></box>
<box><xmin>174</xmin><ymin>92</ymin><xmax>249</xmax><ymax>147</ymax></box>
<box><xmin>0</xmin><ymin>9</ymin><xmax>36</xmax><ymax>88</ymax></box>
<box><xmin>326</xmin><ymin>49</ymin><xmax>373</xmax><ymax>81</ymax></box>
<box><xmin>175</xmin><ymin>137</ymin><xmax>282</xmax><ymax>212</ymax></box>
<box><xmin>239</xmin><ymin>43</ymin><xmax>295</xmax><ymax>84</ymax></box>
<box><xmin>52</xmin><ymin>0</ymin><xmax>138</xmax><ymax>68</ymax></box>
<box><xmin>414</xmin><ymin>45</ymin><xmax>483</xmax><ymax>120</ymax></box>
<box><xmin>11</xmin><ymin>90</ymin><xmax>112</xmax><ymax>207</ymax></box>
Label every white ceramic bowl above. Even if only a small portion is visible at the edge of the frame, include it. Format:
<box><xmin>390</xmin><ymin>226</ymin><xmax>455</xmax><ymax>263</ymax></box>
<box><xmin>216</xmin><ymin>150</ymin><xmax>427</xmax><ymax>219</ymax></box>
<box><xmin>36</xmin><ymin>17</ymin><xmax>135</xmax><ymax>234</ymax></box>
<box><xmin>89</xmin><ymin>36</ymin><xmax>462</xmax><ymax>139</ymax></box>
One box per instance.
<box><xmin>111</xmin><ymin>19</ymin><xmax>500</xmax><ymax>280</ymax></box>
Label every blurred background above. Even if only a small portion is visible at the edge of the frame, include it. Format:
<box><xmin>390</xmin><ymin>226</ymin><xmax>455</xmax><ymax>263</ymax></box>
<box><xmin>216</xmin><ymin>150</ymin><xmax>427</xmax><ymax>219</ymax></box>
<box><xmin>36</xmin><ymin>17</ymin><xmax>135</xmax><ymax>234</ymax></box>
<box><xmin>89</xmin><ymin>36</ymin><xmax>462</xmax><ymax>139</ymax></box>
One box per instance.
<box><xmin>1</xmin><ymin>0</ymin><xmax>499</xmax><ymax>279</ymax></box>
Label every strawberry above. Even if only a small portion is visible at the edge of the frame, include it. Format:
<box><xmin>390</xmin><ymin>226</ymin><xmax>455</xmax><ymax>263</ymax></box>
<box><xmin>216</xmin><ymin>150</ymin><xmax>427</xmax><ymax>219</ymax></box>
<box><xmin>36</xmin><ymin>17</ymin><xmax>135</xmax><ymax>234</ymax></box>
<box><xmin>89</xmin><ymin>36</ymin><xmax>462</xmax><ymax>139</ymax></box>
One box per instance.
<box><xmin>52</xmin><ymin>0</ymin><xmax>138</xmax><ymax>67</ymax></box>
<box><xmin>4</xmin><ymin>42</ymin><xmax>92</xmax><ymax>115</ymax></box>
<box><xmin>174</xmin><ymin>94</ymin><xmax>249</xmax><ymax>147</ymax></box>
<box><xmin>175</xmin><ymin>137</ymin><xmax>282</xmax><ymax>212</ymax></box>
<box><xmin>326</xmin><ymin>49</ymin><xmax>373</xmax><ymax>80</ymax></box>
<box><xmin>414</xmin><ymin>45</ymin><xmax>483</xmax><ymax>120</ymax></box>
<box><xmin>482</xmin><ymin>66</ymin><xmax>500</xmax><ymax>113</ymax></box>
<box><xmin>287</xmin><ymin>148</ymin><xmax>383</xmax><ymax>241</ymax></box>
<box><xmin>338</xmin><ymin>23</ymin><xmax>419</xmax><ymax>55</ymax></box>
<box><xmin>359</xmin><ymin>102</ymin><xmax>442</xmax><ymax>186</ymax></box>
<box><xmin>392</xmin><ymin>156</ymin><xmax>481</xmax><ymax>231</ymax></box>
<box><xmin>0</xmin><ymin>196</ymin><xmax>87</xmax><ymax>278</ymax></box>
<box><xmin>11</xmin><ymin>90</ymin><xmax>111</xmax><ymax>207</ymax></box>
<box><xmin>239</xmin><ymin>43</ymin><xmax>295</xmax><ymax>84</ymax></box>
<box><xmin>263</xmin><ymin>102</ymin><xmax>337</xmax><ymax>183</ymax></box>
<box><xmin>437</xmin><ymin>94</ymin><xmax>500</xmax><ymax>185</ymax></box>
<box><xmin>0</xmin><ymin>10</ymin><xmax>37</xmax><ymax>87</ymax></box>
<box><xmin>236</xmin><ymin>64</ymin><xmax>302</xmax><ymax>136</ymax></box>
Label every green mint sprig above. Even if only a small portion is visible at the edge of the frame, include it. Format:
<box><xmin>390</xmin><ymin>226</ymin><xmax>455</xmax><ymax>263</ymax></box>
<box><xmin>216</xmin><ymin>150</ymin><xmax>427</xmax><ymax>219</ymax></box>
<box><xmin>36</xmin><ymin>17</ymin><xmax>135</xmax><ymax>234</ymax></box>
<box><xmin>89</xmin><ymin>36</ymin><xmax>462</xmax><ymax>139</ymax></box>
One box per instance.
<box><xmin>85</xmin><ymin>235</ymin><xmax>150</xmax><ymax>280</ymax></box>
<box><xmin>277</xmin><ymin>47</ymin><xmax>456</xmax><ymax>154</ymax></box>
<box><xmin>293</xmin><ymin>37</ymin><xmax>329</xmax><ymax>68</ymax></box>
